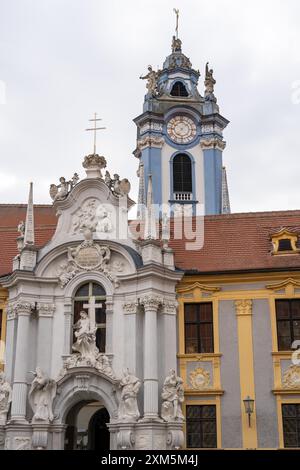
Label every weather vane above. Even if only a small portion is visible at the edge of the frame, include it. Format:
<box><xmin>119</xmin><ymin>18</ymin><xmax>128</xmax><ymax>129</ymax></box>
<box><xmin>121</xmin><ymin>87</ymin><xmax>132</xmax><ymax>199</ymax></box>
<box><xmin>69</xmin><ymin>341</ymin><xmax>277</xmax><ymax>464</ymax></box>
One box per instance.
<box><xmin>173</xmin><ymin>8</ymin><xmax>179</xmax><ymax>39</ymax></box>
<box><xmin>85</xmin><ymin>112</ymin><xmax>106</xmax><ymax>155</ymax></box>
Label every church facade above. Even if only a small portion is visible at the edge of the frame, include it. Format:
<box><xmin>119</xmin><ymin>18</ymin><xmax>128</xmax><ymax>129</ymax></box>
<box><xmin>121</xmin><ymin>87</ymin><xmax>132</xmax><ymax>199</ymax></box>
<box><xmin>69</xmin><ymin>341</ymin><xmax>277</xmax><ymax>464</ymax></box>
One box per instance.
<box><xmin>0</xmin><ymin>154</ymin><xmax>185</xmax><ymax>450</ymax></box>
<box><xmin>0</xmin><ymin>32</ymin><xmax>300</xmax><ymax>451</ymax></box>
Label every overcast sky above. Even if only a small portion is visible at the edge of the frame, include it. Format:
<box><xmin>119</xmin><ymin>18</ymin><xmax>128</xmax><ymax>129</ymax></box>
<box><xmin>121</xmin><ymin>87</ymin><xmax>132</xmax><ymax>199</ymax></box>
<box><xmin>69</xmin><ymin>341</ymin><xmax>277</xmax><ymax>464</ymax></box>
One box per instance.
<box><xmin>0</xmin><ymin>0</ymin><xmax>299</xmax><ymax>214</ymax></box>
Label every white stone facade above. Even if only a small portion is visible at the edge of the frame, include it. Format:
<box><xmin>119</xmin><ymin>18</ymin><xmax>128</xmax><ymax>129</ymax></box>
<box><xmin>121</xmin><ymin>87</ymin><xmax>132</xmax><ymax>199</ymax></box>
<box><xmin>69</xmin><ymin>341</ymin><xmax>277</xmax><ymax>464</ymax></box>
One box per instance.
<box><xmin>0</xmin><ymin>157</ymin><xmax>184</xmax><ymax>450</ymax></box>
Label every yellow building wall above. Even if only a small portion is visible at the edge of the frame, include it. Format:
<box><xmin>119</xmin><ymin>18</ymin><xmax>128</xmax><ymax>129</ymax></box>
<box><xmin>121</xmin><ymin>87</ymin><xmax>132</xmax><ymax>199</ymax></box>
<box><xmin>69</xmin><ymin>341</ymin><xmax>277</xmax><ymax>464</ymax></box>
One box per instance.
<box><xmin>177</xmin><ymin>272</ymin><xmax>300</xmax><ymax>449</ymax></box>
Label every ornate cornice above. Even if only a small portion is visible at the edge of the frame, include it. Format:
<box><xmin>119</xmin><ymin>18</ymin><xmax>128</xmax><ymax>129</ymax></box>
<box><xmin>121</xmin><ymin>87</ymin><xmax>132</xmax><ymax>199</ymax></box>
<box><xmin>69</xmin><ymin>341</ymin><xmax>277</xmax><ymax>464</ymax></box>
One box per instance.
<box><xmin>200</xmin><ymin>137</ymin><xmax>226</xmax><ymax>151</ymax></box>
<box><xmin>235</xmin><ymin>299</ymin><xmax>252</xmax><ymax>316</ymax></box>
<box><xmin>37</xmin><ymin>303</ymin><xmax>56</xmax><ymax>317</ymax></box>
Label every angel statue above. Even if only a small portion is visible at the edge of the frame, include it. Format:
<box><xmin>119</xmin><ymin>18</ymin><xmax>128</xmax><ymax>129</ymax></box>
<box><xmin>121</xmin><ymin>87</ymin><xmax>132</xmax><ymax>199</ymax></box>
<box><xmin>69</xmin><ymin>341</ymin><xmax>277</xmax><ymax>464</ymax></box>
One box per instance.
<box><xmin>28</xmin><ymin>367</ymin><xmax>57</xmax><ymax>423</ymax></box>
<box><xmin>49</xmin><ymin>176</ymin><xmax>69</xmax><ymax>201</ymax></box>
<box><xmin>161</xmin><ymin>369</ymin><xmax>185</xmax><ymax>422</ymax></box>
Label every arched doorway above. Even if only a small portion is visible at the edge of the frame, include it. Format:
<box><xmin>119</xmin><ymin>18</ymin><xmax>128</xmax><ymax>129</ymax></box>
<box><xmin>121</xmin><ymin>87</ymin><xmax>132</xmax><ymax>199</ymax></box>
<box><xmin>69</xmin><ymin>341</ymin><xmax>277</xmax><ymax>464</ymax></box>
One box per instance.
<box><xmin>88</xmin><ymin>408</ymin><xmax>110</xmax><ymax>450</ymax></box>
<box><xmin>64</xmin><ymin>401</ymin><xmax>110</xmax><ymax>450</ymax></box>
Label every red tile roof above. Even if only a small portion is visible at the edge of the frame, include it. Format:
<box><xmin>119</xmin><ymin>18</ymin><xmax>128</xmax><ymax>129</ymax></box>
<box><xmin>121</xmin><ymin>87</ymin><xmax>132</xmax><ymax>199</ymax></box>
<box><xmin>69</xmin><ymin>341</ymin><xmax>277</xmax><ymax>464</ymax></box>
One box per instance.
<box><xmin>1</xmin><ymin>205</ymin><xmax>300</xmax><ymax>276</ymax></box>
<box><xmin>168</xmin><ymin>211</ymin><xmax>300</xmax><ymax>272</ymax></box>
<box><xmin>0</xmin><ymin>205</ymin><xmax>57</xmax><ymax>276</ymax></box>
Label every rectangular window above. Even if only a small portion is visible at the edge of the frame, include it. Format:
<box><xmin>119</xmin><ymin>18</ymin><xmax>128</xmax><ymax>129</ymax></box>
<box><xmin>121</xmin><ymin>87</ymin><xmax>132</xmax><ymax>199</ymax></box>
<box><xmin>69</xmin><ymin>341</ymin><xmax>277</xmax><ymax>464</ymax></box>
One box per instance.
<box><xmin>276</xmin><ymin>300</ymin><xmax>300</xmax><ymax>350</ymax></box>
<box><xmin>184</xmin><ymin>303</ymin><xmax>214</xmax><ymax>353</ymax></box>
<box><xmin>186</xmin><ymin>405</ymin><xmax>217</xmax><ymax>448</ymax></box>
<box><xmin>282</xmin><ymin>404</ymin><xmax>300</xmax><ymax>448</ymax></box>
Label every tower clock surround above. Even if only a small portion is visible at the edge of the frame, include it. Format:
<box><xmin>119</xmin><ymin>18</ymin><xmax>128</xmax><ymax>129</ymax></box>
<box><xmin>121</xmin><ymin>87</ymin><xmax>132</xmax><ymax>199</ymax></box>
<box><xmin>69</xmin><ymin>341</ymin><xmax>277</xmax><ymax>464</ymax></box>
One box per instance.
<box><xmin>167</xmin><ymin>116</ymin><xmax>197</xmax><ymax>144</ymax></box>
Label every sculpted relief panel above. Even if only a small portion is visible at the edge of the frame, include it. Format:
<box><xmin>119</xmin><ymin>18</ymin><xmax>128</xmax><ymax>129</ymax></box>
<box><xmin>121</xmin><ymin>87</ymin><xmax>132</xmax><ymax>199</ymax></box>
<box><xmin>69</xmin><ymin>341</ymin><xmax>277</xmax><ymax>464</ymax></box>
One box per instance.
<box><xmin>70</xmin><ymin>198</ymin><xmax>116</xmax><ymax>239</ymax></box>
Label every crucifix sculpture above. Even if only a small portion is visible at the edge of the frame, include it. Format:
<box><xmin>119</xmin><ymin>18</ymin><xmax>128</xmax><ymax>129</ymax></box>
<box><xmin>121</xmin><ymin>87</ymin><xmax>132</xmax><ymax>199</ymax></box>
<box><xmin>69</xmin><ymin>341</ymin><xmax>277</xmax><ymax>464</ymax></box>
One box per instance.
<box><xmin>85</xmin><ymin>112</ymin><xmax>106</xmax><ymax>155</ymax></box>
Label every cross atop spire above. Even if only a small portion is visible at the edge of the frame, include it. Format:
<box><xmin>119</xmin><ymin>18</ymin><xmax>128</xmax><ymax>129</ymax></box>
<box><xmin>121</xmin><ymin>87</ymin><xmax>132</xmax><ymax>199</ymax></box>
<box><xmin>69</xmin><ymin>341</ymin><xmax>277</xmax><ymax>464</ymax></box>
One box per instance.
<box><xmin>85</xmin><ymin>112</ymin><xmax>106</xmax><ymax>155</ymax></box>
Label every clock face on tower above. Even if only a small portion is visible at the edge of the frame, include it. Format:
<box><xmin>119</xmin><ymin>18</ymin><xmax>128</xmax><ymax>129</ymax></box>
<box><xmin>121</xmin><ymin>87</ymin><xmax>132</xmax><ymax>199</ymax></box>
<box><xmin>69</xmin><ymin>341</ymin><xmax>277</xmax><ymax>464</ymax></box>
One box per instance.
<box><xmin>167</xmin><ymin>116</ymin><xmax>197</xmax><ymax>144</ymax></box>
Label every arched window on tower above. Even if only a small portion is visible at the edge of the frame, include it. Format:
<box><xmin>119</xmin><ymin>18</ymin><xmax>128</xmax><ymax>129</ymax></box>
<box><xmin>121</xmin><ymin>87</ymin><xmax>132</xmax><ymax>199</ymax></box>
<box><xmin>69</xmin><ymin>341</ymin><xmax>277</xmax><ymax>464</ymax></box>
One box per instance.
<box><xmin>173</xmin><ymin>153</ymin><xmax>192</xmax><ymax>200</ymax></box>
<box><xmin>170</xmin><ymin>81</ymin><xmax>189</xmax><ymax>97</ymax></box>
<box><xmin>73</xmin><ymin>282</ymin><xmax>106</xmax><ymax>352</ymax></box>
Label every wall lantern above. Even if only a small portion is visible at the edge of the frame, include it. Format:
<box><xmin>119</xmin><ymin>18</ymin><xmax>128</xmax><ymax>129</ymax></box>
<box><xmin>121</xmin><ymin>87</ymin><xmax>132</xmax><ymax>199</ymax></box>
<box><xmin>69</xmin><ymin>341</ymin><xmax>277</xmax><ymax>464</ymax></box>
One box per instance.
<box><xmin>243</xmin><ymin>396</ymin><xmax>255</xmax><ymax>426</ymax></box>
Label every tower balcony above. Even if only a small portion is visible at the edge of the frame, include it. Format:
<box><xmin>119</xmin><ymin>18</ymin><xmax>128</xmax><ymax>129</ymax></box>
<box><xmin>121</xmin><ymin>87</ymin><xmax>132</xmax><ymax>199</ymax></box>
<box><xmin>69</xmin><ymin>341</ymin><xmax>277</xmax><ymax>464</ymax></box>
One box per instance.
<box><xmin>174</xmin><ymin>192</ymin><xmax>193</xmax><ymax>201</ymax></box>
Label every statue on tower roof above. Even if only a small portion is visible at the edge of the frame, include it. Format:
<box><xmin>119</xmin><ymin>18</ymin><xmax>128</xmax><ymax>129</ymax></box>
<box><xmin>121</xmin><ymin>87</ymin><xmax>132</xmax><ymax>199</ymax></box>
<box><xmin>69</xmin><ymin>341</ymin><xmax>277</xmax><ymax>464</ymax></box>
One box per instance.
<box><xmin>204</xmin><ymin>62</ymin><xmax>217</xmax><ymax>103</ymax></box>
<box><xmin>140</xmin><ymin>65</ymin><xmax>160</xmax><ymax>97</ymax></box>
<box><xmin>171</xmin><ymin>35</ymin><xmax>182</xmax><ymax>53</ymax></box>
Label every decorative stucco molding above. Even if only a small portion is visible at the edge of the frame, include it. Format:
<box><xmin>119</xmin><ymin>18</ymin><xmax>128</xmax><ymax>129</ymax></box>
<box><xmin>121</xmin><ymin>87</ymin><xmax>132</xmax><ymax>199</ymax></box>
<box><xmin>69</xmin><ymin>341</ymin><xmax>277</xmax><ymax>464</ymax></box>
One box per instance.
<box><xmin>177</xmin><ymin>282</ymin><xmax>221</xmax><ymax>294</ymax></box>
<box><xmin>7</xmin><ymin>301</ymin><xmax>35</xmax><ymax>319</ymax></box>
<box><xmin>37</xmin><ymin>303</ymin><xmax>56</xmax><ymax>317</ymax></box>
<box><xmin>235</xmin><ymin>299</ymin><xmax>252</xmax><ymax>316</ymax></box>
<box><xmin>123</xmin><ymin>302</ymin><xmax>139</xmax><ymax>314</ymax></box>
<box><xmin>189</xmin><ymin>367</ymin><xmax>211</xmax><ymax>390</ymax></box>
<box><xmin>57</xmin><ymin>240</ymin><xmax>119</xmax><ymax>288</ymax></box>
<box><xmin>137</xmin><ymin>136</ymin><xmax>165</xmax><ymax>150</ymax></box>
<box><xmin>200</xmin><ymin>137</ymin><xmax>226</xmax><ymax>151</ymax></box>
<box><xmin>161</xmin><ymin>300</ymin><xmax>178</xmax><ymax>315</ymax></box>
<box><xmin>139</xmin><ymin>295</ymin><xmax>163</xmax><ymax>311</ymax></box>
<box><xmin>266</xmin><ymin>278</ymin><xmax>300</xmax><ymax>291</ymax></box>
<box><xmin>282</xmin><ymin>364</ymin><xmax>300</xmax><ymax>389</ymax></box>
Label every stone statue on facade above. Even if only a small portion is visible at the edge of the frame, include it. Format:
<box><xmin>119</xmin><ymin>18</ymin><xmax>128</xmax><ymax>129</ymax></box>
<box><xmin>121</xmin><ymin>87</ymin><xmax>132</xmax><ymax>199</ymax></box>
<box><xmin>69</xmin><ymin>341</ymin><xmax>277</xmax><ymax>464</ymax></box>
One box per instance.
<box><xmin>0</xmin><ymin>373</ymin><xmax>12</xmax><ymax>425</ymax></box>
<box><xmin>161</xmin><ymin>369</ymin><xmax>184</xmax><ymax>422</ymax></box>
<box><xmin>28</xmin><ymin>367</ymin><xmax>57</xmax><ymax>423</ymax></box>
<box><xmin>17</xmin><ymin>221</ymin><xmax>25</xmax><ymax>237</ymax></box>
<box><xmin>140</xmin><ymin>66</ymin><xmax>160</xmax><ymax>96</ymax></box>
<box><xmin>49</xmin><ymin>173</ymin><xmax>79</xmax><ymax>202</ymax></box>
<box><xmin>204</xmin><ymin>62</ymin><xmax>217</xmax><ymax>103</ymax></box>
<box><xmin>104</xmin><ymin>171</ymin><xmax>131</xmax><ymax>197</ymax></box>
<box><xmin>118</xmin><ymin>368</ymin><xmax>141</xmax><ymax>422</ymax></box>
<box><xmin>72</xmin><ymin>311</ymin><xmax>98</xmax><ymax>364</ymax></box>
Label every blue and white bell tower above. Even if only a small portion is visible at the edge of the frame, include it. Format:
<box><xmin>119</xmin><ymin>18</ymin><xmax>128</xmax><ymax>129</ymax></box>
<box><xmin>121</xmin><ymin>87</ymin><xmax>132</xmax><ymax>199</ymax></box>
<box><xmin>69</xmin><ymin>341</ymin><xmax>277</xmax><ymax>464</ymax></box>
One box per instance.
<box><xmin>134</xmin><ymin>34</ymin><xmax>230</xmax><ymax>216</ymax></box>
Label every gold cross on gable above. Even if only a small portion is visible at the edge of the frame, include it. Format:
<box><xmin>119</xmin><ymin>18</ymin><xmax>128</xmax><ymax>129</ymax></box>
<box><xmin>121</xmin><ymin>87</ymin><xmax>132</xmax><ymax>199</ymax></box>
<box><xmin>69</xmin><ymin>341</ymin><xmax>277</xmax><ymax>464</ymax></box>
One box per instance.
<box><xmin>173</xmin><ymin>8</ymin><xmax>179</xmax><ymax>39</ymax></box>
<box><xmin>85</xmin><ymin>112</ymin><xmax>106</xmax><ymax>155</ymax></box>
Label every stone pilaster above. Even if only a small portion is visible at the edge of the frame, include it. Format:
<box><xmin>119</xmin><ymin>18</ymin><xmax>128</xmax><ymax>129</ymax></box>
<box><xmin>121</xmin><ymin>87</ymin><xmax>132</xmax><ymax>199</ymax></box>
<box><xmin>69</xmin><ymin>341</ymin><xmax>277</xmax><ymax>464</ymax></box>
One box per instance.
<box><xmin>36</xmin><ymin>303</ymin><xmax>55</xmax><ymax>373</ymax></box>
<box><xmin>11</xmin><ymin>301</ymin><xmax>34</xmax><ymax>422</ymax></box>
<box><xmin>123</xmin><ymin>300</ymin><xmax>139</xmax><ymax>373</ymax></box>
<box><xmin>5</xmin><ymin>304</ymin><xmax>18</xmax><ymax>383</ymax></box>
<box><xmin>160</xmin><ymin>300</ymin><xmax>178</xmax><ymax>376</ymax></box>
<box><xmin>105</xmin><ymin>297</ymin><xmax>114</xmax><ymax>355</ymax></box>
<box><xmin>140</xmin><ymin>295</ymin><xmax>163</xmax><ymax>420</ymax></box>
<box><xmin>62</xmin><ymin>300</ymin><xmax>72</xmax><ymax>359</ymax></box>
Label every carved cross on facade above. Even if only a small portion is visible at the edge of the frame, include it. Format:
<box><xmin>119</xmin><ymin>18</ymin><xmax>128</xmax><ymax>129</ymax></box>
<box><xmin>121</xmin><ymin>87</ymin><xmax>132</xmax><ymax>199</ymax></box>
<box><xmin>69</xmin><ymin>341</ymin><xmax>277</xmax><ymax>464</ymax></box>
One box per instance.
<box><xmin>85</xmin><ymin>112</ymin><xmax>106</xmax><ymax>155</ymax></box>
<box><xmin>83</xmin><ymin>296</ymin><xmax>102</xmax><ymax>327</ymax></box>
